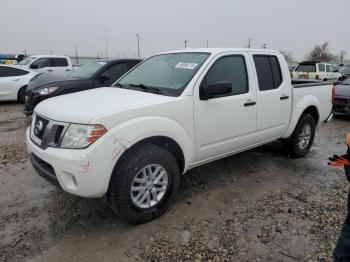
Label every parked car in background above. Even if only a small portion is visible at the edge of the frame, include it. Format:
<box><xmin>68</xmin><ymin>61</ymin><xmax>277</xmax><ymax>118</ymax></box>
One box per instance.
<box><xmin>0</xmin><ymin>65</ymin><xmax>38</xmax><ymax>102</ymax></box>
<box><xmin>292</xmin><ymin>61</ymin><xmax>341</xmax><ymax>81</ymax></box>
<box><xmin>16</xmin><ymin>55</ymin><xmax>74</xmax><ymax>75</ymax></box>
<box><xmin>24</xmin><ymin>59</ymin><xmax>142</xmax><ymax>115</ymax></box>
<box><xmin>27</xmin><ymin>48</ymin><xmax>333</xmax><ymax>224</ymax></box>
<box><xmin>333</xmin><ymin>76</ymin><xmax>350</xmax><ymax>115</ymax></box>
<box><xmin>339</xmin><ymin>64</ymin><xmax>350</xmax><ymax>81</ymax></box>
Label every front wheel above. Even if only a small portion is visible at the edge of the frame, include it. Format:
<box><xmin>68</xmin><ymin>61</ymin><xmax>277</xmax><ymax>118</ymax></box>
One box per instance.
<box><xmin>282</xmin><ymin>113</ymin><xmax>316</xmax><ymax>157</ymax></box>
<box><xmin>17</xmin><ymin>86</ymin><xmax>27</xmax><ymax>103</ymax></box>
<box><xmin>107</xmin><ymin>143</ymin><xmax>180</xmax><ymax>224</ymax></box>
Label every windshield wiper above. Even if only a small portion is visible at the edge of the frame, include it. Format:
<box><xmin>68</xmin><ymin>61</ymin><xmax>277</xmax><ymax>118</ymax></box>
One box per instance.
<box><xmin>114</xmin><ymin>83</ymin><xmax>130</xmax><ymax>89</ymax></box>
<box><xmin>128</xmin><ymin>84</ymin><xmax>160</xmax><ymax>94</ymax></box>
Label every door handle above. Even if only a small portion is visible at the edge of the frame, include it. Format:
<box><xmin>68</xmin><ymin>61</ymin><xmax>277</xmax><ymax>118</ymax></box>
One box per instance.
<box><xmin>66</xmin><ymin>69</ymin><xmax>71</xmax><ymax>72</ymax></box>
<box><xmin>244</xmin><ymin>100</ymin><xmax>256</xmax><ymax>107</ymax></box>
<box><xmin>280</xmin><ymin>95</ymin><xmax>289</xmax><ymax>100</ymax></box>
<box><xmin>47</xmin><ymin>69</ymin><xmax>53</xmax><ymax>72</ymax></box>
<box><xmin>12</xmin><ymin>79</ymin><xmax>20</xmax><ymax>81</ymax></box>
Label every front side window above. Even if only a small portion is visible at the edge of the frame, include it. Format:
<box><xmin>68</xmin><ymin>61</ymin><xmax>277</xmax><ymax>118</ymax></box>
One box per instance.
<box><xmin>326</xmin><ymin>65</ymin><xmax>331</xmax><ymax>72</ymax></box>
<box><xmin>116</xmin><ymin>52</ymin><xmax>210</xmax><ymax>96</ymax></box>
<box><xmin>103</xmin><ymin>63</ymin><xmax>128</xmax><ymax>83</ymax></box>
<box><xmin>0</xmin><ymin>66</ymin><xmax>29</xmax><ymax>77</ymax></box>
<box><xmin>51</xmin><ymin>58</ymin><xmax>68</xmax><ymax>67</ymax></box>
<box><xmin>253</xmin><ymin>55</ymin><xmax>283</xmax><ymax>91</ymax></box>
<box><xmin>203</xmin><ymin>55</ymin><xmax>248</xmax><ymax>97</ymax></box>
<box><xmin>318</xmin><ymin>64</ymin><xmax>325</xmax><ymax>72</ymax></box>
<box><xmin>31</xmin><ymin>58</ymin><xmax>50</xmax><ymax>69</ymax></box>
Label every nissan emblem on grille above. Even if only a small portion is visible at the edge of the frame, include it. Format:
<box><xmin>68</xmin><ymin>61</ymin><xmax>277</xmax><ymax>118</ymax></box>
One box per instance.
<box><xmin>34</xmin><ymin>119</ymin><xmax>44</xmax><ymax>136</ymax></box>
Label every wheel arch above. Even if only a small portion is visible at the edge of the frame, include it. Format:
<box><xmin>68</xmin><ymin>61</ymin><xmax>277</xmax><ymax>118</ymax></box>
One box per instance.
<box><xmin>282</xmin><ymin>97</ymin><xmax>320</xmax><ymax>139</ymax></box>
<box><xmin>17</xmin><ymin>85</ymin><xmax>27</xmax><ymax>102</ymax></box>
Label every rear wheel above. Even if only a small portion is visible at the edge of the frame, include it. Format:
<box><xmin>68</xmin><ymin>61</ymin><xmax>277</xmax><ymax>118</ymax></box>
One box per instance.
<box><xmin>17</xmin><ymin>86</ymin><xmax>27</xmax><ymax>103</ymax></box>
<box><xmin>107</xmin><ymin>143</ymin><xmax>180</xmax><ymax>224</ymax></box>
<box><xmin>282</xmin><ymin>113</ymin><xmax>316</xmax><ymax>157</ymax></box>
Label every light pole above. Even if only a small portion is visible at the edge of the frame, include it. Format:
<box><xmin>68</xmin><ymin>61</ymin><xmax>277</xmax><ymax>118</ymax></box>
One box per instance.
<box><xmin>184</xmin><ymin>40</ymin><xmax>189</xmax><ymax>48</ymax></box>
<box><xmin>206</xmin><ymin>41</ymin><xmax>209</xmax><ymax>48</ymax></box>
<box><xmin>262</xmin><ymin>43</ymin><xmax>268</xmax><ymax>49</ymax></box>
<box><xmin>74</xmin><ymin>45</ymin><xmax>79</xmax><ymax>66</ymax></box>
<box><xmin>136</xmin><ymin>33</ymin><xmax>140</xmax><ymax>58</ymax></box>
<box><xmin>247</xmin><ymin>38</ymin><xmax>252</xmax><ymax>48</ymax></box>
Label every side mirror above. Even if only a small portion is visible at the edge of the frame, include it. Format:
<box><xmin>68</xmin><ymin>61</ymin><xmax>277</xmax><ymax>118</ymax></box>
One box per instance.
<box><xmin>99</xmin><ymin>74</ymin><xmax>111</xmax><ymax>83</ymax></box>
<box><xmin>200</xmin><ymin>81</ymin><xmax>232</xmax><ymax>100</ymax></box>
<box><xmin>30</xmin><ymin>64</ymin><xmax>39</xmax><ymax>69</ymax></box>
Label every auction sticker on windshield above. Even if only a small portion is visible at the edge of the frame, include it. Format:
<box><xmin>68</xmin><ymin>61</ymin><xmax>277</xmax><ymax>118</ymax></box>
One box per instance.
<box><xmin>175</xmin><ymin>62</ymin><xmax>198</xmax><ymax>70</ymax></box>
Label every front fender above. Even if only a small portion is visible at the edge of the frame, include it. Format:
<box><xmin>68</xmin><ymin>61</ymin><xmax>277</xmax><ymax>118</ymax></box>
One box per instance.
<box><xmin>107</xmin><ymin>115</ymin><xmax>194</xmax><ymax>170</ymax></box>
<box><xmin>282</xmin><ymin>95</ymin><xmax>320</xmax><ymax>139</ymax></box>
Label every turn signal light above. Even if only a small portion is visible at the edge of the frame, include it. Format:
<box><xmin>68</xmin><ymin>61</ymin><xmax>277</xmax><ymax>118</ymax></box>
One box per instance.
<box><xmin>315</xmin><ymin>74</ymin><xmax>320</xmax><ymax>80</ymax></box>
<box><xmin>86</xmin><ymin>125</ymin><xmax>107</xmax><ymax>144</ymax></box>
<box><xmin>331</xmin><ymin>85</ymin><xmax>335</xmax><ymax>105</ymax></box>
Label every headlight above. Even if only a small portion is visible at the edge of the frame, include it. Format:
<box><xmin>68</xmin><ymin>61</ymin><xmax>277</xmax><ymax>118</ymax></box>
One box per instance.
<box><xmin>36</xmin><ymin>86</ymin><xmax>58</xmax><ymax>95</ymax></box>
<box><xmin>61</xmin><ymin>124</ymin><xmax>107</xmax><ymax>149</ymax></box>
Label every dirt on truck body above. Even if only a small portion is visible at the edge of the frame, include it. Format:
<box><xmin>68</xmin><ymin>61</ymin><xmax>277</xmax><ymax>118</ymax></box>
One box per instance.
<box><xmin>0</xmin><ymin>102</ymin><xmax>349</xmax><ymax>262</ymax></box>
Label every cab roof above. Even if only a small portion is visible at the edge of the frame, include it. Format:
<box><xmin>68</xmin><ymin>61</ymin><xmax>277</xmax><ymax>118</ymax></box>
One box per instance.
<box><xmin>161</xmin><ymin>47</ymin><xmax>281</xmax><ymax>56</ymax></box>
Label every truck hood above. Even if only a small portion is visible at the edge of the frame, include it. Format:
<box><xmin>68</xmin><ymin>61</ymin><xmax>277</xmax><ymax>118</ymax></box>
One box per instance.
<box><xmin>34</xmin><ymin>87</ymin><xmax>177</xmax><ymax>124</ymax></box>
<box><xmin>335</xmin><ymin>84</ymin><xmax>350</xmax><ymax>97</ymax></box>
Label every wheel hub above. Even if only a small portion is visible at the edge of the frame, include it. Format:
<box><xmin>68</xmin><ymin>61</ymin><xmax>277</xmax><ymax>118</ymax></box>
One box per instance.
<box><xmin>130</xmin><ymin>164</ymin><xmax>169</xmax><ymax>209</ymax></box>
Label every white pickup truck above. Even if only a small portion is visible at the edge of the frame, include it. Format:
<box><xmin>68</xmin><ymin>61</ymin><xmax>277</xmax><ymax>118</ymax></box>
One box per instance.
<box><xmin>16</xmin><ymin>55</ymin><xmax>74</xmax><ymax>75</ymax></box>
<box><xmin>26</xmin><ymin>48</ymin><xmax>334</xmax><ymax>224</ymax></box>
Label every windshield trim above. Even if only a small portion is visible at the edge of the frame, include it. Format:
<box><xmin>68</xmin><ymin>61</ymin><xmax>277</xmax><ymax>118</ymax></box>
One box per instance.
<box><xmin>113</xmin><ymin>52</ymin><xmax>211</xmax><ymax>97</ymax></box>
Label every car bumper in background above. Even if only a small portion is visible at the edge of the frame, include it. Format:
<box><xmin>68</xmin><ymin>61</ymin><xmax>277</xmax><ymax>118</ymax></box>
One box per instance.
<box><xmin>333</xmin><ymin>97</ymin><xmax>350</xmax><ymax>115</ymax></box>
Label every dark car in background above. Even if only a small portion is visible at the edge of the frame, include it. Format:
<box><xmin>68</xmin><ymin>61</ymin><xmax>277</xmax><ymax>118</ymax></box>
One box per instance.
<box><xmin>24</xmin><ymin>58</ymin><xmax>142</xmax><ymax>115</ymax></box>
<box><xmin>333</xmin><ymin>76</ymin><xmax>350</xmax><ymax>116</ymax></box>
<box><xmin>339</xmin><ymin>64</ymin><xmax>350</xmax><ymax>82</ymax></box>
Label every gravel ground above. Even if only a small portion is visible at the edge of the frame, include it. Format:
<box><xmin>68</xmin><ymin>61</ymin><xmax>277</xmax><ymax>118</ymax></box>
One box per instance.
<box><xmin>0</xmin><ymin>102</ymin><xmax>349</xmax><ymax>262</ymax></box>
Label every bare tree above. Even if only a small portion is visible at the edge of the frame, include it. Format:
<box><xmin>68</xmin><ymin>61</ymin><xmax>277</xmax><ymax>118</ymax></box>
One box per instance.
<box><xmin>280</xmin><ymin>50</ymin><xmax>294</xmax><ymax>63</ymax></box>
<box><xmin>306</xmin><ymin>42</ymin><xmax>333</xmax><ymax>62</ymax></box>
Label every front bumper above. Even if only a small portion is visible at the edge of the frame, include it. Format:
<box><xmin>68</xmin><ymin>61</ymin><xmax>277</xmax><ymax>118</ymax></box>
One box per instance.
<box><xmin>26</xmin><ymin>127</ymin><xmax>124</xmax><ymax>198</ymax></box>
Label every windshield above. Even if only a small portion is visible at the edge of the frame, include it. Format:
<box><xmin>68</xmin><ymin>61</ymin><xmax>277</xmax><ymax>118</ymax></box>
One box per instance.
<box><xmin>18</xmin><ymin>56</ymin><xmax>37</xmax><ymax>65</ymax></box>
<box><xmin>115</xmin><ymin>52</ymin><xmax>210</xmax><ymax>96</ymax></box>
<box><xmin>70</xmin><ymin>61</ymin><xmax>107</xmax><ymax>78</ymax></box>
<box><xmin>295</xmin><ymin>64</ymin><xmax>316</xmax><ymax>72</ymax></box>
<box><xmin>340</xmin><ymin>65</ymin><xmax>350</xmax><ymax>74</ymax></box>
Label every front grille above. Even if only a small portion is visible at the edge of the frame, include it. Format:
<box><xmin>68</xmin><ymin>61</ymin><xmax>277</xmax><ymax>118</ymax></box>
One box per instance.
<box><xmin>31</xmin><ymin>114</ymin><xmax>68</xmax><ymax>149</ymax></box>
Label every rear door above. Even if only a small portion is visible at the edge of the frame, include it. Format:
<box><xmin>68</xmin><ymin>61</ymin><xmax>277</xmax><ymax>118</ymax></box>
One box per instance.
<box><xmin>252</xmin><ymin>54</ymin><xmax>292</xmax><ymax>142</ymax></box>
<box><xmin>194</xmin><ymin>53</ymin><xmax>257</xmax><ymax>161</ymax></box>
<box><xmin>317</xmin><ymin>63</ymin><xmax>326</xmax><ymax>80</ymax></box>
<box><xmin>50</xmin><ymin>58</ymin><xmax>71</xmax><ymax>74</ymax></box>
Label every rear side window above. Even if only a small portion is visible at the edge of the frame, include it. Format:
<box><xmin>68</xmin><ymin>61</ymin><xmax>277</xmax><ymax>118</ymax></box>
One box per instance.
<box><xmin>205</xmin><ymin>55</ymin><xmax>248</xmax><ymax>96</ymax></box>
<box><xmin>0</xmin><ymin>66</ymin><xmax>29</xmax><ymax>77</ymax></box>
<box><xmin>51</xmin><ymin>58</ymin><xmax>68</xmax><ymax>67</ymax></box>
<box><xmin>253</xmin><ymin>55</ymin><xmax>283</xmax><ymax>91</ymax></box>
<box><xmin>318</xmin><ymin>64</ymin><xmax>325</xmax><ymax>72</ymax></box>
<box><xmin>295</xmin><ymin>64</ymin><xmax>316</xmax><ymax>72</ymax></box>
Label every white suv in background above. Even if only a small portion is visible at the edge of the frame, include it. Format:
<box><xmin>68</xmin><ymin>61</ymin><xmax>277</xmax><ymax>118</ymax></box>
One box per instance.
<box><xmin>16</xmin><ymin>55</ymin><xmax>74</xmax><ymax>75</ymax></box>
<box><xmin>292</xmin><ymin>61</ymin><xmax>341</xmax><ymax>81</ymax></box>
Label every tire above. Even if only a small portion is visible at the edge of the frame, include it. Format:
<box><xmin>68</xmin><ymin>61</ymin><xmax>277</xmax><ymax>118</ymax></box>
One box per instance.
<box><xmin>282</xmin><ymin>113</ymin><xmax>316</xmax><ymax>158</ymax></box>
<box><xmin>107</xmin><ymin>143</ymin><xmax>180</xmax><ymax>224</ymax></box>
<box><xmin>17</xmin><ymin>86</ymin><xmax>27</xmax><ymax>103</ymax></box>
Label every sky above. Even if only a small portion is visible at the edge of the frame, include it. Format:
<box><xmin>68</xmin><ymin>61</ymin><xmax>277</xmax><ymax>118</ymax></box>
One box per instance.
<box><xmin>1</xmin><ymin>0</ymin><xmax>349</xmax><ymax>61</ymax></box>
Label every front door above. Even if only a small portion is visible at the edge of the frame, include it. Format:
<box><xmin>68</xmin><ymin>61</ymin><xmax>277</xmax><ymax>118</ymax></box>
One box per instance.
<box><xmin>194</xmin><ymin>53</ymin><xmax>257</xmax><ymax>161</ymax></box>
